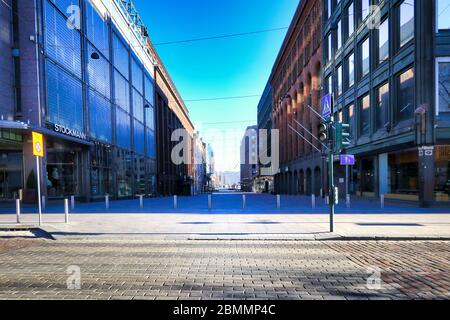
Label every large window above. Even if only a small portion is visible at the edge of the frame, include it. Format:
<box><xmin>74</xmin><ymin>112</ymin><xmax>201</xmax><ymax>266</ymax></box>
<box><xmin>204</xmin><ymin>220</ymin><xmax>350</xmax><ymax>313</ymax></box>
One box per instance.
<box><xmin>359</xmin><ymin>94</ymin><xmax>370</xmax><ymax>136</ymax></box>
<box><xmin>112</xmin><ymin>33</ymin><xmax>129</xmax><ymax>79</ymax></box>
<box><xmin>116</xmin><ymin>108</ymin><xmax>131</xmax><ymax>149</ymax></box>
<box><xmin>437</xmin><ymin>59</ymin><xmax>450</xmax><ymax>113</ymax></box>
<box><xmin>134</xmin><ymin>120</ymin><xmax>145</xmax><ymax>155</ymax></box>
<box><xmin>146</xmin><ymin>128</ymin><xmax>156</xmax><ymax>158</ymax></box>
<box><xmin>45</xmin><ymin>0</ymin><xmax>82</xmax><ymax>77</ymax></box>
<box><xmin>397</xmin><ymin>68</ymin><xmax>415</xmax><ymax>122</ymax></box>
<box><xmin>378</xmin><ymin>18</ymin><xmax>389</xmax><ymax>64</ymax></box>
<box><xmin>361</xmin><ymin>0</ymin><xmax>370</xmax><ymax>23</ymax></box>
<box><xmin>89</xmin><ymin>90</ymin><xmax>112</xmax><ymax>143</ymax></box>
<box><xmin>337</xmin><ymin>65</ymin><xmax>343</xmax><ymax>96</ymax></box>
<box><xmin>347</xmin><ymin>52</ymin><xmax>355</xmax><ymax>88</ymax></box>
<box><xmin>346</xmin><ymin>104</ymin><xmax>355</xmax><ymax>141</ymax></box>
<box><xmin>131</xmin><ymin>57</ymin><xmax>143</xmax><ymax>94</ymax></box>
<box><xmin>326</xmin><ymin>33</ymin><xmax>332</xmax><ymax>62</ymax></box>
<box><xmin>376</xmin><ymin>83</ymin><xmax>389</xmax><ymax>131</ymax></box>
<box><xmin>438</xmin><ymin>0</ymin><xmax>450</xmax><ymax>30</ymax></box>
<box><xmin>337</xmin><ymin>19</ymin><xmax>342</xmax><ymax>51</ymax></box>
<box><xmin>399</xmin><ymin>0</ymin><xmax>414</xmax><ymax>48</ymax></box>
<box><xmin>132</xmin><ymin>90</ymin><xmax>144</xmax><ymax>122</ymax></box>
<box><xmin>87</xmin><ymin>43</ymin><xmax>110</xmax><ymax>99</ymax></box>
<box><xmin>114</xmin><ymin>71</ymin><xmax>130</xmax><ymax>112</ymax></box>
<box><xmin>360</xmin><ymin>37</ymin><xmax>370</xmax><ymax>78</ymax></box>
<box><xmin>86</xmin><ymin>1</ymin><xmax>109</xmax><ymax>58</ymax></box>
<box><xmin>346</xmin><ymin>2</ymin><xmax>355</xmax><ymax>39</ymax></box>
<box><xmin>46</xmin><ymin>61</ymin><xmax>83</xmax><ymax>132</ymax></box>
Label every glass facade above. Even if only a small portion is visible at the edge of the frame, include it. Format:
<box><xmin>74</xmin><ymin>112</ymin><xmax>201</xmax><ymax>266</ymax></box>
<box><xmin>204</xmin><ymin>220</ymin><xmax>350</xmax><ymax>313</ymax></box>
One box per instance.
<box><xmin>42</xmin><ymin>0</ymin><xmax>156</xmax><ymax>198</ymax></box>
<box><xmin>389</xmin><ymin>150</ymin><xmax>418</xmax><ymax>196</ymax></box>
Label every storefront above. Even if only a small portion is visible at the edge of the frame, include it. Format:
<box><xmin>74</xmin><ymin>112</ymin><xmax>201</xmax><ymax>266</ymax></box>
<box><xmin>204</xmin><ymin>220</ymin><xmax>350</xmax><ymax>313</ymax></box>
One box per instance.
<box><xmin>0</xmin><ymin>128</ymin><xmax>24</xmax><ymax>201</ymax></box>
<box><xmin>435</xmin><ymin>145</ymin><xmax>450</xmax><ymax>202</ymax></box>
<box><xmin>387</xmin><ymin>149</ymin><xmax>419</xmax><ymax>200</ymax></box>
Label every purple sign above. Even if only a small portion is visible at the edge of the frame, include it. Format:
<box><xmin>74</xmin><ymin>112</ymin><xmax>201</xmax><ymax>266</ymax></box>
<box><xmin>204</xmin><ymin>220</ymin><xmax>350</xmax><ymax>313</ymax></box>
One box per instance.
<box><xmin>340</xmin><ymin>154</ymin><xmax>355</xmax><ymax>166</ymax></box>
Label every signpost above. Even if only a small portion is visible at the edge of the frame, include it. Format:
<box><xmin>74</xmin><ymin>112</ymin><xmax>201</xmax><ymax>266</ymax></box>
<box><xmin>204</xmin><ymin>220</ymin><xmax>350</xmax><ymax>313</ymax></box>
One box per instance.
<box><xmin>321</xmin><ymin>94</ymin><xmax>334</xmax><ymax>233</ymax></box>
<box><xmin>340</xmin><ymin>155</ymin><xmax>355</xmax><ymax>208</ymax></box>
<box><xmin>32</xmin><ymin>132</ymin><xmax>44</xmax><ymax>226</ymax></box>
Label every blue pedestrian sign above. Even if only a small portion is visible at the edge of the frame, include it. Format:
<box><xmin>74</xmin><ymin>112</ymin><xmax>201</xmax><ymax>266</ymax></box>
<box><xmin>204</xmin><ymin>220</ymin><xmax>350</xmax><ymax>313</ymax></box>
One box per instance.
<box><xmin>340</xmin><ymin>154</ymin><xmax>355</xmax><ymax>166</ymax></box>
<box><xmin>322</xmin><ymin>94</ymin><xmax>332</xmax><ymax>117</ymax></box>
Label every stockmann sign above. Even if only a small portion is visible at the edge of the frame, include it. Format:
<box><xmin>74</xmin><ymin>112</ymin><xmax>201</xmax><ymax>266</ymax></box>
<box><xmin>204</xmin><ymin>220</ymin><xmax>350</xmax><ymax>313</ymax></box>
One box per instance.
<box><xmin>54</xmin><ymin>124</ymin><xmax>87</xmax><ymax>140</ymax></box>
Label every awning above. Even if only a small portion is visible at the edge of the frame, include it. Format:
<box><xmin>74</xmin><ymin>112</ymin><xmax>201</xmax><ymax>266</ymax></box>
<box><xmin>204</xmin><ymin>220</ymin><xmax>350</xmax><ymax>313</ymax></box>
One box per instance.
<box><xmin>0</xmin><ymin>120</ymin><xmax>29</xmax><ymax>130</ymax></box>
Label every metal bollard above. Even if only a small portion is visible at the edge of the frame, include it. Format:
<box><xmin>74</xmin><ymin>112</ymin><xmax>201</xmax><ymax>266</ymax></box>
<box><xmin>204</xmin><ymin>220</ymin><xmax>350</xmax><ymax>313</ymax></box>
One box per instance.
<box><xmin>41</xmin><ymin>195</ymin><xmax>46</xmax><ymax>210</ymax></box>
<box><xmin>242</xmin><ymin>194</ymin><xmax>246</xmax><ymax>209</ymax></box>
<box><xmin>208</xmin><ymin>194</ymin><xmax>212</xmax><ymax>210</ymax></box>
<box><xmin>380</xmin><ymin>194</ymin><xmax>385</xmax><ymax>209</ymax></box>
<box><xmin>174</xmin><ymin>195</ymin><xmax>178</xmax><ymax>209</ymax></box>
<box><xmin>346</xmin><ymin>194</ymin><xmax>351</xmax><ymax>208</ymax></box>
<box><xmin>70</xmin><ymin>195</ymin><xmax>75</xmax><ymax>210</ymax></box>
<box><xmin>311</xmin><ymin>194</ymin><xmax>316</xmax><ymax>209</ymax></box>
<box><xmin>277</xmin><ymin>195</ymin><xmax>281</xmax><ymax>209</ymax></box>
<box><xmin>139</xmin><ymin>195</ymin><xmax>144</xmax><ymax>209</ymax></box>
<box><xmin>16</xmin><ymin>199</ymin><xmax>21</xmax><ymax>224</ymax></box>
<box><xmin>64</xmin><ymin>199</ymin><xmax>69</xmax><ymax>224</ymax></box>
<box><xmin>105</xmin><ymin>195</ymin><xmax>110</xmax><ymax>209</ymax></box>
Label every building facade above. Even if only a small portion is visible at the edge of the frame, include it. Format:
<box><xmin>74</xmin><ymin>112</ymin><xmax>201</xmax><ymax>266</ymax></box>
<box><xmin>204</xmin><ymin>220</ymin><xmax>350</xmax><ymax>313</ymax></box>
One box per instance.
<box><xmin>0</xmin><ymin>0</ymin><xmax>191</xmax><ymax>202</ymax></box>
<box><xmin>322</xmin><ymin>0</ymin><xmax>450</xmax><ymax>206</ymax></box>
<box><xmin>271</xmin><ymin>0</ymin><xmax>324</xmax><ymax>196</ymax></box>
<box><xmin>256</xmin><ymin>82</ymin><xmax>274</xmax><ymax>193</ymax></box>
<box><xmin>193</xmin><ymin>132</ymin><xmax>206</xmax><ymax>194</ymax></box>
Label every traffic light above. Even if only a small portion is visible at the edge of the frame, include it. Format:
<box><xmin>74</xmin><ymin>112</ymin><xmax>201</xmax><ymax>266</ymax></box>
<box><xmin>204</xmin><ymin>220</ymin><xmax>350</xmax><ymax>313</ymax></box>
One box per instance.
<box><xmin>336</xmin><ymin>123</ymin><xmax>351</xmax><ymax>151</ymax></box>
<box><xmin>318</xmin><ymin>123</ymin><xmax>328</xmax><ymax>142</ymax></box>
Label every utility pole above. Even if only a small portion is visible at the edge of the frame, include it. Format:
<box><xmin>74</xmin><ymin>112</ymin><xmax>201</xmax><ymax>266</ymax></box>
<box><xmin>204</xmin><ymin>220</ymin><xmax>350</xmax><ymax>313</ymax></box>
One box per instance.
<box><xmin>328</xmin><ymin>115</ymin><xmax>335</xmax><ymax>233</ymax></box>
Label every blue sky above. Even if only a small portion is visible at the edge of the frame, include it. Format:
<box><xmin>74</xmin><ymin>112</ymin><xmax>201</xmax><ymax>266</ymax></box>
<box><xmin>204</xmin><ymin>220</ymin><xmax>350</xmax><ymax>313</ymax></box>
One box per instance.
<box><xmin>134</xmin><ymin>0</ymin><xmax>298</xmax><ymax>171</ymax></box>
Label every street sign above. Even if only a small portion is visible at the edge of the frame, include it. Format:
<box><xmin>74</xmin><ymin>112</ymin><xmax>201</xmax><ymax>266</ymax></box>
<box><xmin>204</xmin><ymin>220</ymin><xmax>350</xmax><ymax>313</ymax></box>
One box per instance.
<box><xmin>321</xmin><ymin>94</ymin><xmax>332</xmax><ymax>118</ymax></box>
<box><xmin>340</xmin><ymin>154</ymin><xmax>355</xmax><ymax>166</ymax></box>
<box><xmin>32</xmin><ymin>132</ymin><xmax>44</xmax><ymax>157</ymax></box>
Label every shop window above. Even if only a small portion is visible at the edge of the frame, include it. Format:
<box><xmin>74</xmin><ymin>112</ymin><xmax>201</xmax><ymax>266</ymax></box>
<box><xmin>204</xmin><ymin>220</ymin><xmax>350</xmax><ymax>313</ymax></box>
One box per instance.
<box><xmin>435</xmin><ymin>146</ymin><xmax>450</xmax><ymax>201</ymax></box>
<box><xmin>437</xmin><ymin>59</ymin><xmax>450</xmax><ymax>113</ymax></box>
<box><xmin>360</xmin><ymin>158</ymin><xmax>375</xmax><ymax>195</ymax></box>
<box><xmin>115</xmin><ymin>149</ymin><xmax>132</xmax><ymax>198</ymax></box>
<box><xmin>91</xmin><ymin>143</ymin><xmax>112</xmax><ymax>197</ymax></box>
<box><xmin>388</xmin><ymin>150</ymin><xmax>418</xmax><ymax>195</ymax></box>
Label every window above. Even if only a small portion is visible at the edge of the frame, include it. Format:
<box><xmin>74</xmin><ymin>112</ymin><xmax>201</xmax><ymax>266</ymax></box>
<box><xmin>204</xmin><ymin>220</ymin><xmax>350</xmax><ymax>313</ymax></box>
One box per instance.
<box><xmin>132</xmin><ymin>89</ymin><xmax>144</xmax><ymax>122</ymax></box>
<box><xmin>376</xmin><ymin>83</ymin><xmax>389</xmax><ymax>130</ymax></box>
<box><xmin>399</xmin><ymin>0</ymin><xmax>414</xmax><ymax>48</ymax></box>
<box><xmin>337</xmin><ymin>65</ymin><xmax>343</xmax><ymax>96</ymax></box>
<box><xmin>327</xmin><ymin>0</ymin><xmax>332</xmax><ymax>19</ymax></box>
<box><xmin>146</xmin><ymin>129</ymin><xmax>156</xmax><ymax>158</ymax></box>
<box><xmin>86</xmin><ymin>1</ymin><xmax>109</xmax><ymax>58</ymax></box>
<box><xmin>114</xmin><ymin>70</ymin><xmax>130</xmax><ymax>112</ymax></box>
<box><xmin>397</xmin><ymin>68</ymin><xmax>415</xmax><ymax>122</ymax></box>
<box><xmin>45</xmin><ymin>1</ymin><xmax>81</xmax><ymax>77</ymax></box>
<box><xmin>134</xmin><ymin>120</ymin><xmax>145</xmax><ymax>155</ymax></box>
<box><xmin>361</xmin><ymin>0</ymin><xmax>370</xmax><ymax>23</ymax></box>
<box><xmin>326</xmin><ymin>33</ymin><xmax>332</xmax><ymax>62</ymax></box>
<box><xmin>144</xmin><ymin>76</ymin><xmax>154</xmax><ymax>106</ymax></box>
<box><xmin>438</xmin><ymin>0</ymin><xmax>450</xmax><ymax>30</ymax></box>
<box><xmin>325</xmin><ymin>75</ymin><xmax>333</xmax><ymax>95</ymax></box>
<box><xmin>116</xmin><ymin>108</ymin><xmax>131</xmax><ymax>149</ymax></box>
<box><xmin>346</xmin><ymin>2</ymin><xmax>355</xmax><ymax>39</ymax></box>
<box><xmin>337</xmin><ymin>19</ymin><xmax>342</xmax><ymax>50</ymax></box>
<box><xmin>46</xmin><ymin>61</ymin><xmax>83</xmax><ymax>132</ymax></box>
<box><xmin>347</xmin><ymin>52</ymin><xmax>355</xmax><ymax>87</ymax></box>
<box><xmin>346</xmin><ymin>104</ymin><xmax>355</xmax><ymax>141</ymax></box>
<box><xmin>360</xmin><ymin>37</ymin><xmax>370</xmax><ymax>78</ymax></box>
<box><xmin>87</xmin><ymin>43</ymin><xmax>110</xmax><ymax>99</ymax></box>
<box><xmin>131</xmin><ymin>58</ymin><xmax>143</xmax><ymax>93</ymax></box>
<box><xmin>359</xmin><ymin>94</ymin><xmax>370</xmax><ymax>136</ymax></box>
<box><xmin>89</xmin><ymin>90</ymin><xmax>112</xmax><ymax>143</ymax></box>
<box><xmin>378</xmin><ymin>18</ymin><xmax>389</xmax><ymax>64</ymax></box>
<box><xmin>437</xmin><ymin>59</ymin><xmax>450</xmax><ymax>113</ymax></box>
<box><xmin>112</xmin><ymin>33</ymin><xmax>129</xmax><ymax>79</ymax></box>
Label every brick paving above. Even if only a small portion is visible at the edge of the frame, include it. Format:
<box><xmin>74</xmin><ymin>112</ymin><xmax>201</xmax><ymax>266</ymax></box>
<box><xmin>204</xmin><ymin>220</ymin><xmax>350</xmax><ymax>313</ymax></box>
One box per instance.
<box><xmin>0</xmin><ymin>239</ymin><xmax>448</xmax><ymax>300</ymax></box>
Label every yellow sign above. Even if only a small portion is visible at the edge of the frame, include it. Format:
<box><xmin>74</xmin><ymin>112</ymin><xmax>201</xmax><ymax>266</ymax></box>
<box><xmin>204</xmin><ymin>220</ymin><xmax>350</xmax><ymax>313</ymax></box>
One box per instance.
<box><xmin>32</xmin><ymin>132</ymin><xmax>44</xmax><ymax>157</ymax></box>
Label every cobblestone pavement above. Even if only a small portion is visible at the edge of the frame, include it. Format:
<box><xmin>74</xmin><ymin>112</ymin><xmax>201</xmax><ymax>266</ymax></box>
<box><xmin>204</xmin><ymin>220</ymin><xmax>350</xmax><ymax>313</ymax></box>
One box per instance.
<box><xmin>0</xmin><ymin>239</ymin><xmax>448</xmax><ymax>300</ymax></box>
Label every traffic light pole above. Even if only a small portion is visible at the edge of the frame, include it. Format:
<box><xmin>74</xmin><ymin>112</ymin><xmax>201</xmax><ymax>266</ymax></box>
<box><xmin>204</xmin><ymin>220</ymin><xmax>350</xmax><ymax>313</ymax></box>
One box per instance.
<box><xmin>328</xmin><ymin>116</ymin><xmax>335</xmax><ymax>233</ymax></box>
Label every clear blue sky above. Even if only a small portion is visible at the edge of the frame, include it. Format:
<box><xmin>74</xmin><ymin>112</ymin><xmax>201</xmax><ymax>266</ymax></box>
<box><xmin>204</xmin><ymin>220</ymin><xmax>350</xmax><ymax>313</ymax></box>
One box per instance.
<box><xmin>134</xmin><ymin>0</ymin><xmax>298</xmax><ymax>171</ymax></box>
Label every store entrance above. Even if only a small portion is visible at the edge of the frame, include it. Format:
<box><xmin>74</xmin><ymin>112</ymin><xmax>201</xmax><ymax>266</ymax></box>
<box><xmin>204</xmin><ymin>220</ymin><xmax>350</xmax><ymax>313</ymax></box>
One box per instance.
<box><xmin>46</xmin><ymin>141</ymin><xmax>82</xmax><ymax>199</ymax></box>
<box><xmin>0</xmin><ymin>152</ymin><xmax>23</xmax><ymax>200</ymax></box>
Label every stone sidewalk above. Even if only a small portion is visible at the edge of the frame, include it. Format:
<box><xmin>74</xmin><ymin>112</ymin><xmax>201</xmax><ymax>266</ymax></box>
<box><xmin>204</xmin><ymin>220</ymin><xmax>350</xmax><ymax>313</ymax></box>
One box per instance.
<box><xmin>1</xmin><ymin>212</ymin><xmax>450</xmax><ymax>240</ymax></box>
<box><xmin>0</xmin><ymin>239</ymin><xmax>448</xmax><ymax>300</ymax></box>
